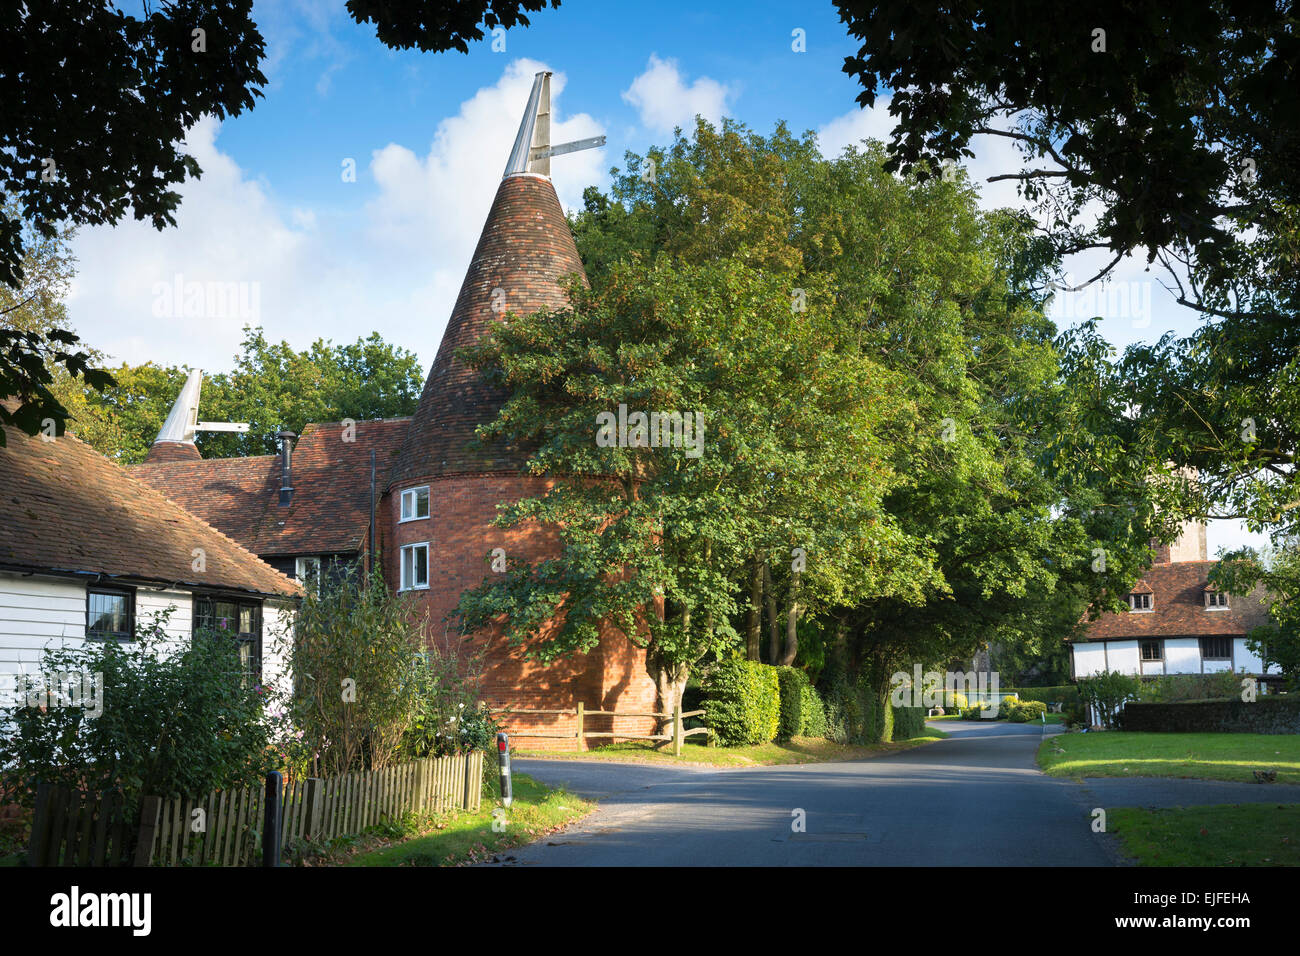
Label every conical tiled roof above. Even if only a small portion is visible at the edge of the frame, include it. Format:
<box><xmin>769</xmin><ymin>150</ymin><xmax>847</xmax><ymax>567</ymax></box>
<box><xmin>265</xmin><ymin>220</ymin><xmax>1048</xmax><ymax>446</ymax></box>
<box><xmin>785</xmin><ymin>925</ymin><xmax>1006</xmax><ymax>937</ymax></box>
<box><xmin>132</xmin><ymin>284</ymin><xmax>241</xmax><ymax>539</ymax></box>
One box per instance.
<box><xmin>389</xmin><ymin>172</ymin><xmax>587</xmax><ymax>486</ymax></box>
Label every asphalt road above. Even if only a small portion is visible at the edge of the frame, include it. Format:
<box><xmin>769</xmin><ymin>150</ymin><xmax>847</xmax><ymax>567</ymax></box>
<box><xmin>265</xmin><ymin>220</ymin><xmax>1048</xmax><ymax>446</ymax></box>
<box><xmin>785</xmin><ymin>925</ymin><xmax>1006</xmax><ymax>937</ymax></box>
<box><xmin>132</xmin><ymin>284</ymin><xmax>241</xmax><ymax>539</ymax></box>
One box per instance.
<box><xmin>492</xmin><ymin>721</ymin><xmax>1300</xmax><ymax>866</ymax></box>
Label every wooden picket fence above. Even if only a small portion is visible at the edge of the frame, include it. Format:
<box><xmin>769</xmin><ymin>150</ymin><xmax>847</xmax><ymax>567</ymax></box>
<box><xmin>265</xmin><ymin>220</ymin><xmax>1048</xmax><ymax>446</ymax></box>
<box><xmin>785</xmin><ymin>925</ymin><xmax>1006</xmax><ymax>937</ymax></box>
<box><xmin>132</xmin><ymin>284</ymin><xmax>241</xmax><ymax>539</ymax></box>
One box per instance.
<box><xmin>150</xmin><ymin>751</ymin><xmax>484</xmax><ymax>866</ymax></box>
<box><xmin>26</xmin><ymin>751</ymin><xmax>484</xmax><ymax>867</ymax></box>
<box><xmin>26</xmin><ymin>783</ymin><xmax>159</xmax><ymax>867</ymax></box>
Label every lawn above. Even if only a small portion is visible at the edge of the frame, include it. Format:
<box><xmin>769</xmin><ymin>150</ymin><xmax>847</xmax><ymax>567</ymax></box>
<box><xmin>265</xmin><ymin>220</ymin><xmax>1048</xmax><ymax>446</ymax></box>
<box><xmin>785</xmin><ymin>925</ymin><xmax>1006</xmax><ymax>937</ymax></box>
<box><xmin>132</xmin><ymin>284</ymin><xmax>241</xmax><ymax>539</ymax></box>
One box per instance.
<box><xmin>1037</xmin><ymin>731</ymin><xmax>1300</xmax><ymax>784</ymax></box>
<box><xmin>930</xmin><ymin>713</ymin><xmax>1064</xmax><ymax>724</ymax></box>
<box><xmin>1109</xmin><ymin>804</ymin><xmax>1300</xmax><ymax>866</ymax></box>
<box><xmin>517</xmin><ymin>731</ymin><xmax>948</xmax><ymax>767</ymax></box>
<box><xmin>346</xmin><ymin>773</ymin><xmax>592</xmax><ymax>867</ymax></box>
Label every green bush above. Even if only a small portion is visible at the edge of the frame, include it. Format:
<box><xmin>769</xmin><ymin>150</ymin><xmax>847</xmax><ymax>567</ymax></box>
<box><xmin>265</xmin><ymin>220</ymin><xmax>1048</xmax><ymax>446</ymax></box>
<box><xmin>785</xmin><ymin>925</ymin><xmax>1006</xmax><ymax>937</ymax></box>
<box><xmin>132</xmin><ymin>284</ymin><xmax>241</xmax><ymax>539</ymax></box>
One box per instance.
<box><xmin>960</xmin><ymin>703</ymin><xmax>993</xmax><ymax>720</ymax></box>
<box><xmin>702</xmin><ymin>660</ymin><xmax>780</xmax><ymax>746</ymax></box>
<box><xmin>1077</xmin><ymin>670</ymin><xmax>1143</xmax><ymax>728</ymax></box>
<box><xmin>801</xmin><ymin>684</ymin><xmax>828</xmax><ymax>738</ymax></box>
<box><xmin>1135</xmin><ymin>672</ymin><xmax>1243</xmax><ymax>703</ymax></box>
<box><xmin>775</xmin><ymin>667</ymin><xmax>811</xmax><ymax>741</ymax></box>
<box><xmin>891</xmin><ymin>706</ymin><xmax>927</xmax><ymax>739</ymax></box>
<box><xmin>1004</xmin><ymin>685</ymin><xmax>1080</xmax><ymax>709</ymax></box>
<box><xmin>1007</xmin><ymin>700</ymin><xmax>1047</xmax><ymax>723</ymax></box>
<box><xmin>0</xmin><ymin>610</ymin><xmax>275</xmax><ymax>808</ymax></box>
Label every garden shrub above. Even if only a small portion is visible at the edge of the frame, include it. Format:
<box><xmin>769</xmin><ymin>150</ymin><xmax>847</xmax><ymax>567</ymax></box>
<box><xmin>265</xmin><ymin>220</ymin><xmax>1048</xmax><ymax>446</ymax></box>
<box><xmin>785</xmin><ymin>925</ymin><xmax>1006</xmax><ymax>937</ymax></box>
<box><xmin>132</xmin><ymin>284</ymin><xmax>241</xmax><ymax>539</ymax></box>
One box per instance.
<box><xmin>1007</xmin><ymin>700</ymin><xmax>1047</xmax><ymax>722</ymax></box>
<box><xmin>1005</xmin><ymin>685</ymin><xmax>1079</xmax><ymax>709</ymax></box>
<box><xmin>891</xmin><ymin>705</ymin><xmax>927</xmax><ymax>739</ymax></box>
<box><xmin>1135</xmin><ymin>672</ymin><xmax>1243</xmax><ymax>704</ymax></box>
<box><xmin>1077</xmin><ymin>670</ymin><xmax>1143</xmax><ymax>728</ymax></box>
<box><xmin>775</xmin><ymin>667</ymin><xmax>811</xmax><ymax>741</ymax></box>
<box><xmin>702</xmin><ymin>660</ymin><xmax>780</xmax><ymax>746</ymax></box>
<box><xmin>0</xmin><ymin>610</ymin><xmax>275</xmax><ymax>808</ymax></box>
<box><xmin>801</xmin><ymin>684</ymin><xmax>828</xmax><ymax>738</ymax></box>
<box><xmin>274</xmin><ymin>567</ymin><xmax>433</xmax><ymax>775</ymax></box>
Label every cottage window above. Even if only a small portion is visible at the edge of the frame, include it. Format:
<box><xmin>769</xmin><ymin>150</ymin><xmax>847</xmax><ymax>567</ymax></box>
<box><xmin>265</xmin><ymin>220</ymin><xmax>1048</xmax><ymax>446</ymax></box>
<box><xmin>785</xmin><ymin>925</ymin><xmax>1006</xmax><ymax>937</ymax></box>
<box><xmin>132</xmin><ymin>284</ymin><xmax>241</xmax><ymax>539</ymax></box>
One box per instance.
<box><xmin>400</xmin><ymin>486</ymin><xmax>430</xmax><ymax>522</ymax></box>
<box><xmin>1199</xmin><ymin>636</ymin><xmax>1232</xmax><ymax>660</ymax></box>
<box><xmin>1128</xmin><ymin>592</ymin><xmax>1153</xmax><ymax>611</ymax></box>
<box><xmin>87</xmin><ymin>587</ymin><xmax>134</xmax><ymax>641</ymax></box>
<box><xmin>1205</xmin><ymin>591</ymin><xmax>1230</xmax><ymax>608</ymax></box>
<box><xmin>400</xmin><ymin>543</ymin><xmax>429</xmax><ymax>591</ymax></box>
<box><xmin>1140</xmin><ymin>640</ymin><xmax>1163</xmax><ymax>662</ymax></box>
<box><xmin>296</xmin><ymin>556</ymin><xmax>322</xmax><ymax>593</ymax></box>
<box><xmin>194</xmin><ymin>595</ymin><xmax>262</xmax><ymax>679</ymax></box>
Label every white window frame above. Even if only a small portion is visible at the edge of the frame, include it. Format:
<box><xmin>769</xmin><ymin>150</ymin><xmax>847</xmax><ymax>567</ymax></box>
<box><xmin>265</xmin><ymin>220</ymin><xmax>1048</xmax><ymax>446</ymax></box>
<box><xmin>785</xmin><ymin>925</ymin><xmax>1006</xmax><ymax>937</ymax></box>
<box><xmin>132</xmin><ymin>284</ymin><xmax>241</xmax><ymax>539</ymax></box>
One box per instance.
<box><xmin>400</xmin><ymin>486</ymin><xmax>430</xmax><ymax>522</ymax></box>
<box><xmin>400</xmin><ymin>542</ymin><xmax>430</xmax><ymax>591</ymax></box>
<box><xmin>1128</xmin><ymin>593</ymin><xmax>1153</xmax><ymax>612</ymax></box>
<box><xmin>1205</xmin><ymin>591</ymin><xmax>1230</xmax><ymax>609</ymax></box>
<box><xmin>296</xmin><ymin>556</ymin><xmax>322</xmax><ymax>593</ymax></box>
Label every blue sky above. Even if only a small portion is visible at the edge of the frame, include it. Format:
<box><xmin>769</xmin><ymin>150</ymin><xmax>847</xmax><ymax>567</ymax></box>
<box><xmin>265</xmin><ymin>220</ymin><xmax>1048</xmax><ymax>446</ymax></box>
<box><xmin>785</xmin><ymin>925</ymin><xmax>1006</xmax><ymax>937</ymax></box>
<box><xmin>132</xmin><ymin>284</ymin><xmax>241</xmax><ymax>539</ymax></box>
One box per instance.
<box><xmin>62</xmin><ymin>0</ymin><xmax>1260</xmax><ymax>552</ymax></box>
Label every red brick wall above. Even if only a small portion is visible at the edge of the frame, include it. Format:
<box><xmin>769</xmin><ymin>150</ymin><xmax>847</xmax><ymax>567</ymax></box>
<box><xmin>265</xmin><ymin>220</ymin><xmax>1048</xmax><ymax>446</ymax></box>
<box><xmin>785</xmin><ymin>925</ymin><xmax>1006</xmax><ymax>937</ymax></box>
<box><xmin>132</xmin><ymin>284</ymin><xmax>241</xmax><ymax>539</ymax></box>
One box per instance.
<box><xmin>386</xmin><ymin>473</ymin><xmax>659</xmax><ymax>750</ymax></box>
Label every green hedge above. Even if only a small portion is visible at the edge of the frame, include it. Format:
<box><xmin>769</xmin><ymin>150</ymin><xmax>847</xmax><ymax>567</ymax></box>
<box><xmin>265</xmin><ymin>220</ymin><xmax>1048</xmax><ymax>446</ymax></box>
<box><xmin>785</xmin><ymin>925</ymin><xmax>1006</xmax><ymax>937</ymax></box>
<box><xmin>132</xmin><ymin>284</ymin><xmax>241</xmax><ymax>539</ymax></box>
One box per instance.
<box><xmin>1117</xmin><ymin>695</ymin><xmax>1300</xmax><ymax>734</ymax></box>
<box><xmin>1003</xmin><ymin>686</ymin><xmax>1080</xmax><ymax>708</ymax></box>
<box><xmin>702</xmin><ymin>660</ymin><xmax>781</xmax><ymax>746</ymax></box>
<box><xmin>801</xmin><ymin>684</ymin><xmax>828</xmax><ymax>738</ymax></box>
<box><xmin>1003</xmin><ymin>699</ymin><xmax>1048</xmax><ymax>723</ymax></box>
<box><xmin>776</xmin><ymin>667</ymin><xmax>810</xmax><ymax>741</ymax></box>
<box><xmin>891</xmin><ymin>705</ymin><xmax>927</xmax><ymax>739</ymax></box>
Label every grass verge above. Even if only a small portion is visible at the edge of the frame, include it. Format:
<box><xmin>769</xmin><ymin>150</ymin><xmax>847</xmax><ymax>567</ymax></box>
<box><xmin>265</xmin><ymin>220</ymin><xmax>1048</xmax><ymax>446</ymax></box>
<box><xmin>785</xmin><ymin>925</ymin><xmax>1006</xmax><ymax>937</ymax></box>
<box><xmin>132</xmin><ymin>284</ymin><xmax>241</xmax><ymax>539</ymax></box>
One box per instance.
<box><xmin>1037</xmin><ymin>731</ymin><xmax>1300</xmax><ymax>784</ymax></box>
<box><xmin>345</xmin><ymin>773</ymin><xmax>592</xmax><ymax>867</ymax></box>
<box><xmin>1109</xmin><ymin>804</ymin><xmax>1300</xmax><ymax>866</ymax></box>
<box><xmin>517</xmin><ymin>732</ymin><xmax>948</xmax><ymax>767</ymax></box>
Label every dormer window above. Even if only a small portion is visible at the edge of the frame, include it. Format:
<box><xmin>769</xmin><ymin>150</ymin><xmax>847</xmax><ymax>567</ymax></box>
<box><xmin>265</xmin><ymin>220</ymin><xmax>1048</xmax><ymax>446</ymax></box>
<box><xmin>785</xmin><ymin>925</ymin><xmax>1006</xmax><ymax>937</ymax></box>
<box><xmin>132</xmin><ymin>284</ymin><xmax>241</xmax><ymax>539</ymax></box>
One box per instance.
<box><xmin>1205</xmin><ymin>591</ymin><xmax>1230</xmax><ymax>609</ymax></box>
<box><xmin>400</xmin><ymin>486</ymin><xmax>430</xmax><ymax>522</ymax></box>
<box><xmin>1128</xmin><ymin>592</ymin><xmax>1153</xmax><ymax>611</ymax></box>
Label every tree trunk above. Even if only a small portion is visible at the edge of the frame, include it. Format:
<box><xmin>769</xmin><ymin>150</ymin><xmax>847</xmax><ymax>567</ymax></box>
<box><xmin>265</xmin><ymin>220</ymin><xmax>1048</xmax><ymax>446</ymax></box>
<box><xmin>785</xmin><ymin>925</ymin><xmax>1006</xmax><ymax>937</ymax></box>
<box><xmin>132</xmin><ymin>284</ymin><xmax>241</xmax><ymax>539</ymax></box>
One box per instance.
<box><xmin>648</xmin><ymin>654</ymin><xmax>689</xmax><ymax>750</ymax></box>
<box><xmin>764</xmin><ymin>555</ymin><xmax>780</xmax><ymax>663</ymax></box>
<box><xmin>746</xmin><ymin>555</ymin><xmax>762</xmax><ymax>660</ymax></box>
<box><xmin>779</xmin><ymin>566</ymin><xmax>800</xmax><ymax>666</ymax></box>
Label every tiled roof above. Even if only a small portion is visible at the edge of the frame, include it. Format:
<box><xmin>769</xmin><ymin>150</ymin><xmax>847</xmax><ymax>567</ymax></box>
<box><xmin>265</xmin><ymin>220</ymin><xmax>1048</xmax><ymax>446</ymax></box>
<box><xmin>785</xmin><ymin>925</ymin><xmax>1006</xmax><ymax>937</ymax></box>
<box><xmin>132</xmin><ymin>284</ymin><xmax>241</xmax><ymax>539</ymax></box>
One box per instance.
<box><xmin>1078</xmin><ymin>561</ymin><xmax>1271</xmax><ymax>641</ymax></box>
<box><xmin>133</xmin><ymin>418</ymin><xmax>409</xmax><ymax>557</ymax></box>
<box><xmin>0</xmin><ymin>417</ymin><xmax>299</xmax><ymax>598</ymax></box>
<box><xmin>389</xmin><ymin>174</ymin><xmax>587</xmax><ymax>487</ymax></box>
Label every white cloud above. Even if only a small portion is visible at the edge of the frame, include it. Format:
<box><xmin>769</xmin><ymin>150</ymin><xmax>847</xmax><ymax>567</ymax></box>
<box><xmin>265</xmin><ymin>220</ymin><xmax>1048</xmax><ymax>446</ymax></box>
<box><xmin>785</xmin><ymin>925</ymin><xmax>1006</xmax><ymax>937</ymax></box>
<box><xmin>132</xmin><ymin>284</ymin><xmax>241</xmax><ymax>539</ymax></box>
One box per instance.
<box><xmin>622</xmin><ymin>54</ymin><xmax>734</xmax><ymax>135</ymax></box>
<box><xmin>816</xmin><ymin>96</ymin><xmax>897</xmax><ymax>158</ymax></box>
<box><xmin>64</xmin><ymin>59</ymin><xmax>607</xmax><ymax>374</ymax></box>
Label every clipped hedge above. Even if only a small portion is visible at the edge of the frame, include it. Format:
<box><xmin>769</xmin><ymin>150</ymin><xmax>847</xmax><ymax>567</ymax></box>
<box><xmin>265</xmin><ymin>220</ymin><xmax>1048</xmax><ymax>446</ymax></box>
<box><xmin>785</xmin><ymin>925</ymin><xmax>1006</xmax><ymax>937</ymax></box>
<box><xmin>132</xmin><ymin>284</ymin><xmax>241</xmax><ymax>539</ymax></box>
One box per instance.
<box><xmin>776</xmin><ymin>667</ymin><xmax>811</xmax><ymax>741</ymax></box>
<box><xmin>1004</xmin><ymin>685</ymin><xmax>1079</xmax><ymax>709</ymax></box>
<box><xmin>801</xmin><ymin>685</ymin><xmax>828</xmax><ymax>738</ymax></box>
<box><xmin>702</xmin><ymin>660</ymin><xmax>780</xmax><ymax>746</ymax></box>
<box><xmin>1117</xmin><ymin>695</ymin><xmax>1300</xmax><ymax>734</ymax></box>
<box><xmin>891</xmin><ymin>705</ymin><xmax>927</xmax><ymax>739</ymax></box>
<box><xmin>1004</xmin><ymin>699</ymin><xmax>1048</xmax><ymax>723</ymax></box>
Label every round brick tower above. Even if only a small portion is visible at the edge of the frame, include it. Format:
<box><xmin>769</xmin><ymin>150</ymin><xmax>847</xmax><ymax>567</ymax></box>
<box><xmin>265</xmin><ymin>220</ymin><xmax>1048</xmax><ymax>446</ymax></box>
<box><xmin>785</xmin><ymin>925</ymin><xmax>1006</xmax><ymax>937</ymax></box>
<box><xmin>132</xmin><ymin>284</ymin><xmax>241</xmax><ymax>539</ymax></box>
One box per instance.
<box><xmin>387</xmin><ymin>73</ymin><xmax>657</xmax><ymax>749</ymax></box>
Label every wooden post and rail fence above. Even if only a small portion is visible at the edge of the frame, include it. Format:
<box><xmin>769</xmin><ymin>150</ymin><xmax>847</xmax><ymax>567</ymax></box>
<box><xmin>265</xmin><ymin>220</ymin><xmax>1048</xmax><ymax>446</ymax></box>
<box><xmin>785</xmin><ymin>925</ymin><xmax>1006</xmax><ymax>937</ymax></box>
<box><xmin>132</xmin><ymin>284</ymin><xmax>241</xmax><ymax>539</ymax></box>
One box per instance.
<box><xmin>494</xmin><ymin>702</ymin><xmax>710</xmax><ymax>755</ymax></box>
<box><xmin>25</xmin><ymin>750</ymin><xmax>484</xmax><ymax>867</ymax></box>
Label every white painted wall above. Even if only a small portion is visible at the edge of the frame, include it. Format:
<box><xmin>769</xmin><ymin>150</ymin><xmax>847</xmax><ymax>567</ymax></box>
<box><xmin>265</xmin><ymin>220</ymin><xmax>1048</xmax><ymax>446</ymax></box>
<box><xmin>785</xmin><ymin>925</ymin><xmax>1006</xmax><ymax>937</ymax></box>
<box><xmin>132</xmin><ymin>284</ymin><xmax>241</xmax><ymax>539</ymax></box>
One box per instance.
<box><xmin>0</xmin><ymin>571</ymin><xmax>296</xmax><ymax>696</ymax></box>
<box><xmin>1164</xmin><ymin>638</ymin><xmax>1201</xmax><ymax>675</ymax></box>
<box><xmin>0</xmin><ymin>573</ymin><xmax>86</xmax><ymax>673</ymax></box>
<box><xmin>1072</xmin><ymin>643</ymin><xmax>1108</xmax><ymax>677</ymax></box>
<box><xmin>1108</xmin><ymin>641</ymin><xmax>1140</xmax><ymax>675</ymax></box>
<box><xmin>1073</xmin><ymin>635</ymin><xmax>1282</xmax><ymax>680</ymax></box>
